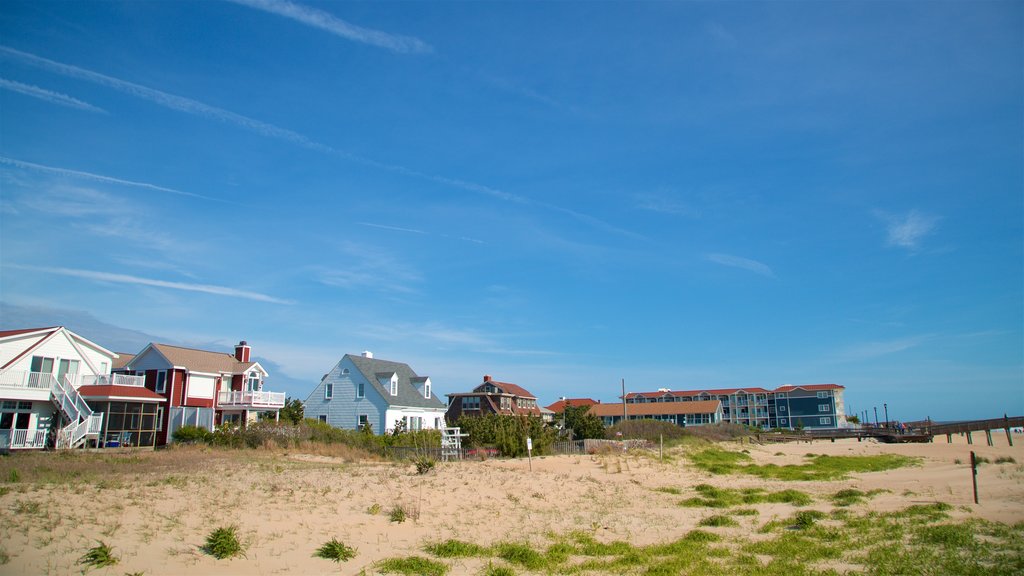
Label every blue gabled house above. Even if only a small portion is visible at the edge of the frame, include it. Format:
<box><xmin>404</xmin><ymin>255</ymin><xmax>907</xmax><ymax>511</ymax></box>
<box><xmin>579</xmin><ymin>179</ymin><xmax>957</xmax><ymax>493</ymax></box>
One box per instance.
<box><xmin>303</xmin><ymin>351</ymin><xmax>446</xmax><ymax>434</ymax></box>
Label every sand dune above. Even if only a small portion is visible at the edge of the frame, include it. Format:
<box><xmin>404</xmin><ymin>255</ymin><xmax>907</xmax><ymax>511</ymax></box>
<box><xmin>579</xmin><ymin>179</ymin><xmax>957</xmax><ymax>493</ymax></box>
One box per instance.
<box><xmin>1</xmin><ymin>434</ymin><xmax>1021</xmax><ymax>575</ymax></box>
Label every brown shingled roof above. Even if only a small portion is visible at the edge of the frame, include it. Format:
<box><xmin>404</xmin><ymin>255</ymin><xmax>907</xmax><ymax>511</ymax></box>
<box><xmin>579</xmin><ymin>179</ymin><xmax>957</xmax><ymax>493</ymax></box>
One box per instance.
<box><xmin>148</xmin><ymin>343</ymin><xmax>259</xmax><ymax>375</ymax></box>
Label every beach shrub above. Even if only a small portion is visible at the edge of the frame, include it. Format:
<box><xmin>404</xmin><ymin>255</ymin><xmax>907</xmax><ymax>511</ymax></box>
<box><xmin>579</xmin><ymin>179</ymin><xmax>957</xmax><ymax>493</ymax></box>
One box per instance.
<box><xmin>314</xmin><ymin>538</ymin><xmax>356</xmax><ymax>562</ymax></box>
<box><xmin>559</xmin><ymin>405</ymin><xmax>606</xmax><ymax>439</ymax></box>
<box><xmin>605</xmin><ymin>419</ymin><xmax>689</xmax><ymax>443</ymax></box>
<box><xmin>279</xmin><ymin>397</ymin><xmax>304</xmax><ymax>425</ymax></box>
<box><xmin>172</xmin><ymin>425</ymin><xmax>210</xmax><ymax>444</ymax></box>
<box><xmin>389</xmin><ymin>505</ymin><xmax>408</xmax><ymax>523</ymax></box>
<box><xmin>413</xmin><ymin>455</ymin><xmax>436</xmax><ymax>475</ymax></box>
<box><xmin>204</xmin><ymin>526</ymin><xmax>244</xmax><ymax>559</ymax></box>
<box><xmin>78</xmin><ymin>541</ymin><xmax>118</xmax><ymax>569</ymax></box>
<box><xmin>456</xmin><ymin>415</ymin><xmax>555</xmax><ymax>457</ymax></box>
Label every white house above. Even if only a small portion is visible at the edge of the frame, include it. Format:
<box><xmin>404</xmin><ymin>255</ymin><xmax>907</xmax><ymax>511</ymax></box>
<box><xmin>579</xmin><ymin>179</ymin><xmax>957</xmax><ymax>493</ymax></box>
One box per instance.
<box><xmin>304</xmin><ymin>352</ymin><xmax>447</xmax><ymax>434</ymax></box>
<box><xmin>0</xmin><ymin>326</ymin><xmax>140</xmax><ymax>450</ymax></box>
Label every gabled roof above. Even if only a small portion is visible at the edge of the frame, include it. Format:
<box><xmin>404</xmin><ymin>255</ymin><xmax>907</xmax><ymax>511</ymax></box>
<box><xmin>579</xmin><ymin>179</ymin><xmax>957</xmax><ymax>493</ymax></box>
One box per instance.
<box><xmin>0</xmin><ymin>327</ymin><xmax>59</xmax><ymax>338</ymax></box>
<box><xmin>0</xmin><ymin>326</ymin><xmax>116</xmax><ymax>374</ymax></box>
<box><xmin>590</xmin><ymin>400</ymin><xmax>721</xmax><ymax>417</ymax></box>
<box><xmin>112</xmin><ymin>353</ymin><xmax>135</xmax><ymax>370</ymax></box>
<box><xmin>129</xmin><ymin>343</ymin><xmax>263</xmax><ymax>376</ymax></box>
<box><xmin>546</xmin><ymin>398</ymin><xmax>598</xmax><ymax>412</ymax></box>
<box><xmin>77</xmin><ymin>384</ymin><xmax>166</xmax><ymax>402</ymax></box>
<box><xmin>774</xmin><ymin>384</ymin><xmax>844</xmax><ymax>393</ymax></box>
<box><xmin>346</xmin><ymin>354</ymin><xmax>445</xmax><ymax>410</ymax></box>
<box><xmin>473</xmin><ymin>377</ymin><xmax>536</xmax><ymax>399</ymax></box>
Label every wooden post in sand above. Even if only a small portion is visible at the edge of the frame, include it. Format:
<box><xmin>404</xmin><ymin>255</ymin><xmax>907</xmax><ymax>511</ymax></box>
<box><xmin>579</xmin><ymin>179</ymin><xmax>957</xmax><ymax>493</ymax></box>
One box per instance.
<box><xmin>970</xmin><ymin>451</ymin><xmax>979</xmax><ymax>504</ymax></box>
<box><xmin>526</xmin><ymin>437</ymin><xmax>533</xmax><ymax>472</ymax></box>
<box><xmin>660</xmin><ymin>434</ymin><xmax>663</xmax><ymax>463</ymax></box>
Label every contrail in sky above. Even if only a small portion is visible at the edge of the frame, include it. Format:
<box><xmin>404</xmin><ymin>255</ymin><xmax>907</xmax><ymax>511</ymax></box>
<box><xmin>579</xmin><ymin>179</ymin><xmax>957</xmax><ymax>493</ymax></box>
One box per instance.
<box><xmin>0</xmin><ymin>45</ymin><xmax>635</xmax><ymax>236</ymax></box>
<box><xmin>0</xmin><ymin>77</ymin><xmax>106</xmax><ymax>113</ymax></box>
<box><xmin>225</xmin><ymin>0</ymin><xmax>432</xmax><ymax>54</ymax></box>
<box><xmin>0</xmin><ymin>156</ymin><xmax>224</xmax><ymax>202</ymax></box>
<box><xmin>9</xmin><ymin>265</ymin><xmax>295</xmax><ymax>305</ymax></box>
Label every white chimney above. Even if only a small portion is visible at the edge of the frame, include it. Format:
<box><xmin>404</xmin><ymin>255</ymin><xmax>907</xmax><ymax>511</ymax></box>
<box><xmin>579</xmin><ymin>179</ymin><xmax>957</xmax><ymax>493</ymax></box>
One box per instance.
<box><xmin>362</xmin><ymin>351</ymin><xmax>373</xmax><ymax>358</ymax></box>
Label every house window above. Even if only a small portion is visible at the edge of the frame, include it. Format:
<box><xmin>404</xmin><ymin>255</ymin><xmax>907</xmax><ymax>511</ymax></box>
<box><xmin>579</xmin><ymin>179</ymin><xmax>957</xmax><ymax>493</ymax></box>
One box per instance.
<box><xmin>817</xmin><ymin>391</ymin><xmax>830</xmax><ymax>398</ymax></box>
<box><xmin>818</xmin><ymin>404</ymin><xmax>830</xmax><ymax>412</ymax></box>
<box><xmin>461</xmin><ymin>396</ymin><xmax>480</xmax><ymax>410</ymax></box>
<box><xmin>155</xmin><ymin>370</ymin><xmax>167</xmax><ymax>393</ymax></box>
<box><xmin>318</xmin><ymin>415</ymin><xmax>328</xmax><ymax>423</ymax></box>
<box><xmin>820</xmin><ymin>417</ymin><xmax>832</xmax><ymax>425</ymax></box>
<box><xmin>776</xmin><ymin>393</ymin><xmax>786</xmax><ymax>399</ymax></box>
<box><xmin>390</xmin><ymin>378</ymin><xmax>398</xmax><ymax>396</ymax></box>
<box><xmin>100</xmin><ymin>362</ymin><xmax>108</xmax><ymax>374</ymax></box>
<box><xmin>357</xmin><ymin>382</ymin><xmax>364</xmax><ymax>398</ymax></box>
<box><xmin>779</xmin><ymin>406</ymin><xmax>786</xmax><ymax>412</ymax></box>
<box><xmin>57</xmin><ymin>359</ymin><xmax>80</xmax><ymax>383</ymax></box>
<box><xmin>156</xmin><ymin>406</ymin><xmax>164</xmax><ymax>431</ymax></box>
<box><xmin>342</xmin><ymin>368</ymin><xmax>349</xmax><ymax>375</ymax></box>
<box><xmin>424</xmin><ymin>382</ymin><xmax>431</xmax><ymax>399</ymax></box>
<box><xmin>780</xmin><ymin>418</ymin><xmax>788</xmax><ymax>425</ymax></box>
<box><xmin>325</xmin><ymin>383</ymin><xmax>334</xmax><ymax>399</ymax></box>
<box><xmin>246</xmin><ymin>371</ymin><xmax>260</xmax><ymax>392</ymax></box>
<box><xmin>358</xmin><ymin>414</ymin><xmax>369</xmax><ymax>428</ymax></box>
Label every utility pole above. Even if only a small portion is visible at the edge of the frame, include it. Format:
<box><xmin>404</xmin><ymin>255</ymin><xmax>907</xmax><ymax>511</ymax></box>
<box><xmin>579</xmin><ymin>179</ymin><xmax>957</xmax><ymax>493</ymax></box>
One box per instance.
<box><xmin>884</xmin><ymin>403</ymin><xmax>890</xmax><ymax>428</ymax></box>
<box><xmin>873</xmin><ymin>407</ymin><xmax>879</xmax><ymax>428</ymax></box>
<box><xmin>621</xmin><ymin>378</ymin><xmax>627</xmax><ymax>424</ymax></box>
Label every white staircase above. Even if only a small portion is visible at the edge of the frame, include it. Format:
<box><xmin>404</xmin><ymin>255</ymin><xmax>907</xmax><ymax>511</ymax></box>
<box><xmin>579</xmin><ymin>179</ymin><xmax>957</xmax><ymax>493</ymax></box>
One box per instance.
<box><xmin>49</xmin><ymin>374</ymin><xmax>103</xmax><ymax>449</ymax></box>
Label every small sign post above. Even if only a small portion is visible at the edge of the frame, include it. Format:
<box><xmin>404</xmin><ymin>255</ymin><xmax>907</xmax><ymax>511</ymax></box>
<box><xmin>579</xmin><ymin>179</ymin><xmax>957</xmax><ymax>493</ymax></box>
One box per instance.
<box><xmin>526</xmin><ymin>437</ymin><xmax>533</xmax><ymax>471</ymax></box>
<box><xmin>970</xmin><ymin>451</ymin><xmax>979</xmax><ymax>504</ymax></box>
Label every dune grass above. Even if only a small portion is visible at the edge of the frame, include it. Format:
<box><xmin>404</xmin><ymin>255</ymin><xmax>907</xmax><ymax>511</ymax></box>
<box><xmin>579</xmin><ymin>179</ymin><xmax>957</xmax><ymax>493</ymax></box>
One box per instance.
<box><xmin>679</xmin><ymin>483</ymin><xmax>812</xmax><ymax>508</ymax></box>
<box><xmin>411</xmin><ymin>504</ymin><xmax>1023</xmax><ymax>576</ymax></box>
<box><xmin>688</xmin><ymin>447</ymin><xmax>919</xmax><ymax>480</ymax></box>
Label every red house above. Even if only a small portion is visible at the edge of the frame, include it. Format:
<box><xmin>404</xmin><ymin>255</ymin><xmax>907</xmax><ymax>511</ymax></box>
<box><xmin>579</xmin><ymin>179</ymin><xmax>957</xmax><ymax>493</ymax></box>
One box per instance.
<box><xmin>120</xmin><ymin>340</ymin><xmax>285</xmax><ymax>444</ymax></box>
<box><xmin>445</xmin><ymin>374</ymin><xmax>541</xmax><ymax>423</ymax></box>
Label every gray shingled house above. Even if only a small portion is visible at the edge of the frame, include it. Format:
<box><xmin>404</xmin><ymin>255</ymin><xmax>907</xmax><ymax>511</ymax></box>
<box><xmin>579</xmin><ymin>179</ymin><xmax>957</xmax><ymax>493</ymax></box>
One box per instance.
<box><xmin>303</xmin><ymin>352</ymin><xmax>446</xmax><ymax>434</ymax></box>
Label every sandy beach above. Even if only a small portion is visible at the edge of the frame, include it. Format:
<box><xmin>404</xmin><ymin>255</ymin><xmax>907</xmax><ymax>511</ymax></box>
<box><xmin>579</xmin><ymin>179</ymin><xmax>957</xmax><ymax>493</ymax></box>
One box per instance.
<box><xmin>1</xmin><ymin>432</ymin><xmax>1021</xmax><ymax>575</ymax></box>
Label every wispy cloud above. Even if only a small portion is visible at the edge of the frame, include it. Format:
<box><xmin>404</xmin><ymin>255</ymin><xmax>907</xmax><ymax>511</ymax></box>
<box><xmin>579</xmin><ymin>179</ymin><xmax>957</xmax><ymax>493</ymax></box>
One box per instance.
<box><xmin>635</xmin><ymin>192</ymin><xmax>699</xmax><ymax>217</ymax></box>
<box><xmin>0</xmin><ymin>77</ymin><xmax>105</xmax><ymax>113</ymax></box>
<box><xmin>313</xmin><ymin>242</ymin><xmax>422</xmax><ymax>294</ymax></box>
<box><xmin>0</xmin><ymin>156</ymin><xmax>222</xmax><ymax>202</ymax></box>
<box><xmin>226</xmin><ymin>0</ymin><xmax>432</xmax><ymax>54</ymax></box>
<box><xmin>876</xmin><ymin>209</ymin><xmax>940</xmax><ymax>250</ymax></box>
<box><xmin>0</xmin><ymin>46</ymin><xmax>628</xmax><ymax>236</ymax></box>
<box><xmin>834</xmin><ymin>335</ymin><xmax>932</xmax><ymax>361</ymax></box>
<box><xmin>358</xmin><ymin>222</ymin><xmax>486</xmax><ymax>244</ymax></box>
<box><xmin>8</xmin><ymin>265</ymin><xmax>294</xmax><ymax>305</ymax></box>
<box><xmin>706</xmin><ymin>253</ymin><xmax>775</xmax><ymax>277</ymax></box>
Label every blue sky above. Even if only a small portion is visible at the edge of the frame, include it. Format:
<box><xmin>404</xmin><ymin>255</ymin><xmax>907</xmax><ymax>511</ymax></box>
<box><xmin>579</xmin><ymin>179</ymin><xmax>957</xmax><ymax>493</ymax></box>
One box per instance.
<box><xmin>1</xmin><ymin>1</ymin><xmax>1020</xmax><ymax>421</ymax></box>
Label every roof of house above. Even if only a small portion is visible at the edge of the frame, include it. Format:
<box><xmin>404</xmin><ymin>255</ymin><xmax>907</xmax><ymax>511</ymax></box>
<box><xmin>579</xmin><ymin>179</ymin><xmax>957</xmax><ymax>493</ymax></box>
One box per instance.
<box><xmin>345</xmin><ymin>354</ymin><xmax>445</xmax><ymax>410</ymax></box>
<box><xmin>774</xmin><ymin>384</ymin><xmax>844</xmax><ymax>393</ymax></box>
<box><xmin>131</xmin><ymin>343</ymin><xmax>259</xmax><ymax>375</ymax></box>
<box><xmin>471</xmin><ymin>376</ymin><xmax>536</xmax><ymax>399</ymax></box>
<box><xmin>626</xmin><ymin>387</ymin><xmax>773</xmax><ymax>399</ymax></box>
<box><xmin>589</xmin><ymin>400</ymin><xmax>722</xmax><ymax>417</ymax></box>
<box><xmin>77</xmin><ymin>384</ymin><xmax>166</xmax><ymax>402</ymax></box>
<box><xmin>0</xmin><ymin>327</ymin><xmax>59</xmax><ymax>338</ymax></box>
<box><xmin>112</xmin><ymin>353</ymin><xmax>135</xmax><ymax>370</ymax></box>
<box><xmin>0</xmin><ymin>326</ymin><xmax>116</xmax><ymax>373</ymax></box>
<box><xmin>545</xmin><ymin>398</ymin><xmax>599</xmax><ymax>412</ymax></box>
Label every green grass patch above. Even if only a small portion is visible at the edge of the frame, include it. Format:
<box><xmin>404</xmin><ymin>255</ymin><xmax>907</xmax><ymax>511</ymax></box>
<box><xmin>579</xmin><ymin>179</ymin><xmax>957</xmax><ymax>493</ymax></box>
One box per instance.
<box><xmin>314</xmin><ymin>538</ymin><xmax>356</xmax><ymax>562</ymax></box>
<box><xmin>689</xmin><ymin>448</ymin><xmax>919</xmax><ymax>480</ymax></box>
<box><xmin>204</xmin><ymin>526</ymin><xmax>244</xmax><ymax>559</ymax></box>
<box><xmin>680</xmin><ymin>484</ymin><xmax>811</xmax><ymax>508</ymax></box>
<box><xmin>493</xmin><ymin>542</ymin><xmax>546</xmax><ymax>570</ymax></box>
<box><xmin>424</xmin><ymin>539</ymin><xmax>487</xmax><ymax>558</ymax></box>
<box><xmin>698</xmin><ymin>514</ymin><xmax>739</xmax><ymax>527</ymax></box>
<box><xmin>377</xmin><ymin>556</ymin><xmax>448</xmax><ymax>575</ymax></box>
<box><xmin>78</xmin><ymin>541</ymin><xmax>118</xmax><ymax>570</ymax></box>
<box><xmin>653</xmin><ymin>486</ymin><xmax>682</xmax><ymax>495</ymax></box>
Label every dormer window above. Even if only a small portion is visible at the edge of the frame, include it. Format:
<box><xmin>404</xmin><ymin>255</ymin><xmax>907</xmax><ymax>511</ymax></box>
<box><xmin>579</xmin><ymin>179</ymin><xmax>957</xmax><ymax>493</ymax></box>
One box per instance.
<box><xmin>424</xmin><ymin>381</ymin><xmax>431</xmax><ymax>399</ymax></box>
<box><xmin>246</xmin><ymin>371</ymin><xmax>261</xmax><ymax>392</ymax></box>
<box><xmin>391</xmin><ymin>376</ymin><xmax>398</xmax><ymax>396</ymax></box>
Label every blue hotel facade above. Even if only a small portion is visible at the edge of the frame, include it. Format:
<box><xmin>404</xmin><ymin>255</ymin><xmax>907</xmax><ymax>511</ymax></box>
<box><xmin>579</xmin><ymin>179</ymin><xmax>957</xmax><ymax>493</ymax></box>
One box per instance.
<box><xmin>624</xmin><ymin>384</ymin><xmax>846</xmax><ymax>430</ymax></box>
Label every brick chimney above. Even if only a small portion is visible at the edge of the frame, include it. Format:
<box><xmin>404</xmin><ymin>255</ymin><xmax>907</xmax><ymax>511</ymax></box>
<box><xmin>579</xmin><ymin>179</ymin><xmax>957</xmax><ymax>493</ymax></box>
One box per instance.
<box><xmin>483</xmin><ymin>375</ymin><xmax>492</xmax><ymax>382</ymax></box>
<box><xmin>234</xmin><ymin>341</ymin><xmax>250</xmax><ymax>362</ymax></box>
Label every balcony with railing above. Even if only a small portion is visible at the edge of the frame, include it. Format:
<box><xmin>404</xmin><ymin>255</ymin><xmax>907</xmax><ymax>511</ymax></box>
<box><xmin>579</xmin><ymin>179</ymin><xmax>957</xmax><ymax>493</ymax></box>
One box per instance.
<box><xmin>218</xmin><ymin>389</ymin><xmax>286</xmax><ymax>410</ymax></box>
<box><xmin>79</xmin><ymin>374</ymin><xmax>146</xmax><ymax>387</ymax></box>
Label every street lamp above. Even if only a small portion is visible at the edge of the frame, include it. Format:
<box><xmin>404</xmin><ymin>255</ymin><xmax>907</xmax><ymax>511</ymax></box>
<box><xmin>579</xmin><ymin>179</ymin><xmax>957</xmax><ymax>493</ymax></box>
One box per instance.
<box><xmin>884</xmin><ymin>403</ymin><xmax>889</xmax><ymax>428</ymax></box>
